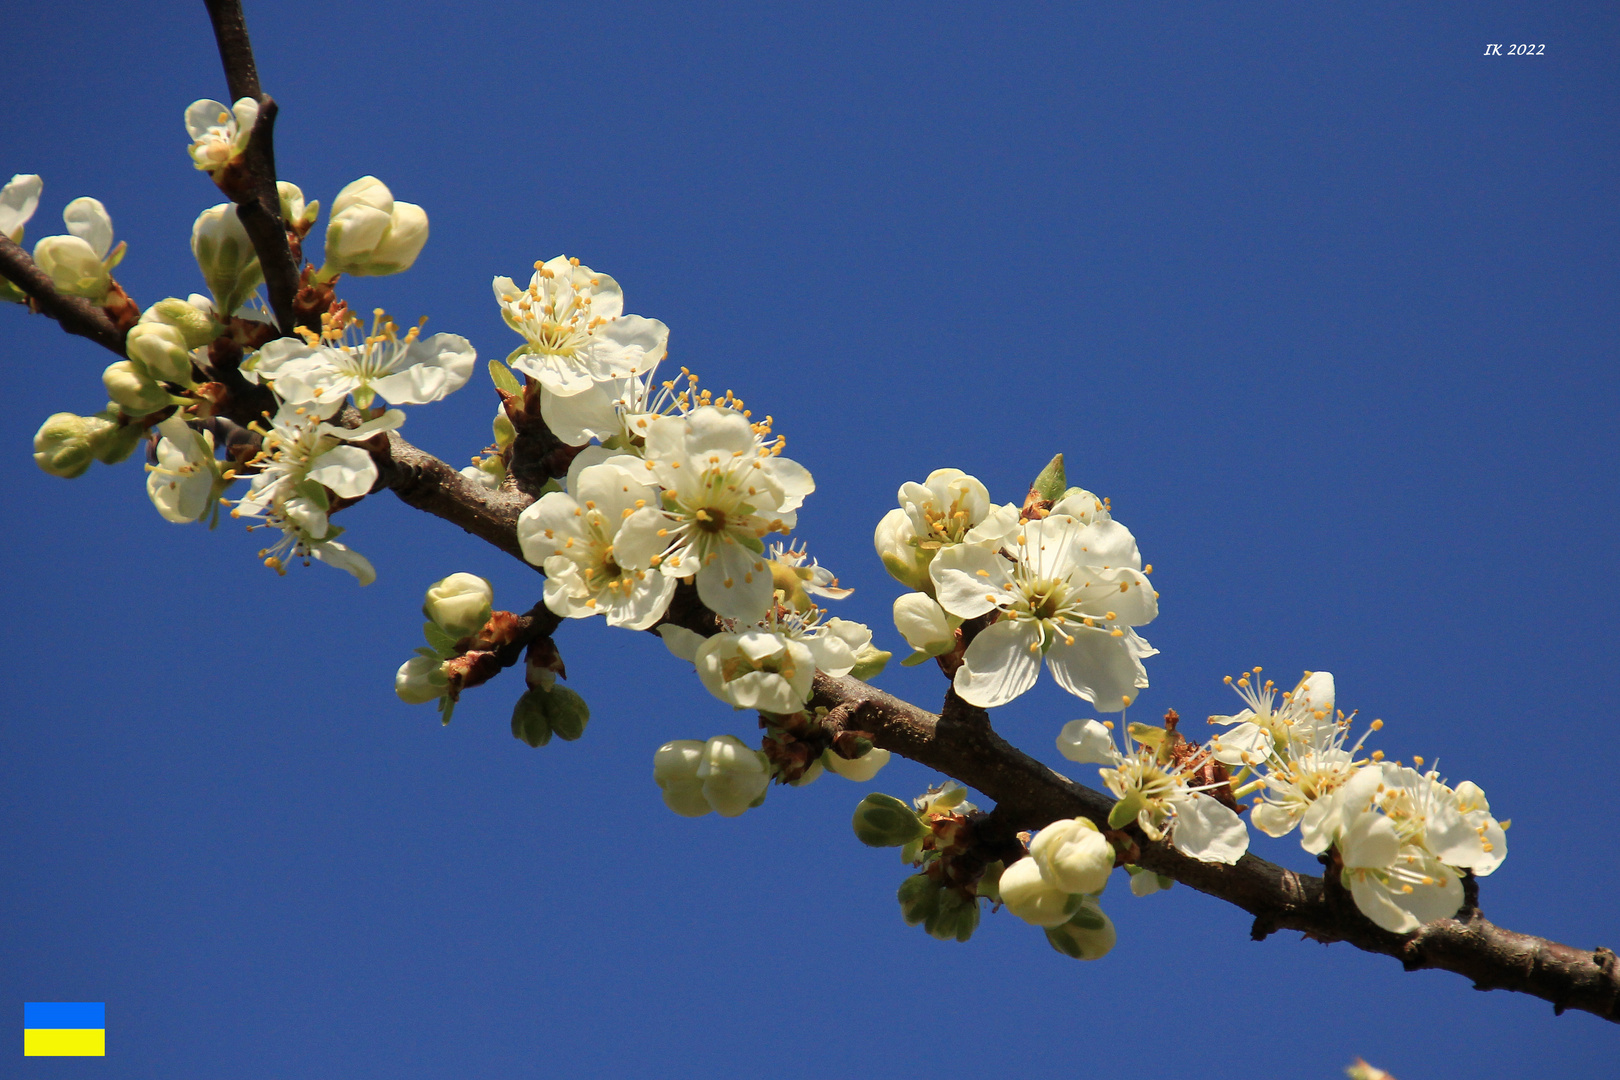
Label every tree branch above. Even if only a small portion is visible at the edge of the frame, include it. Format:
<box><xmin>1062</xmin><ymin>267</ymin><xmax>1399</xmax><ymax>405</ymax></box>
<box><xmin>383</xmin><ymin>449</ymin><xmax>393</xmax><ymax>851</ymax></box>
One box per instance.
<box><xmin>0</xmin><ymin>236</ymin><xmax>127</xmax><ymax>355</ymax></box>
<box><xmin>375</xmin><ymin>431</ymin><xmax>537</xmax><ymax>565</ymax></box>
<box><xmin>204</xmin><ymin>0</ymin><xmax>299</xmax><ymax>335</ymax></box>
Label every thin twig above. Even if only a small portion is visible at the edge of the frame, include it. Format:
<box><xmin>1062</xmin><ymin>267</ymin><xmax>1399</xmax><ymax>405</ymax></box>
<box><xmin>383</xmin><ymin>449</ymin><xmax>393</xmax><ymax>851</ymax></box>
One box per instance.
<box><xmin>0</xmin><ymin>236</ymin><xmax>127</xmax><ymax>355</ymax></box>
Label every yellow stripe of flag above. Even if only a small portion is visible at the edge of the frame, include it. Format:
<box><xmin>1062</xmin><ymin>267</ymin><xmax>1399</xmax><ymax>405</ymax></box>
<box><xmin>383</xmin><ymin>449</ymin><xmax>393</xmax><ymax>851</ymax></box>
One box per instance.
<box><xmin>24</xmin><ymin>1028</ymin><xmax>105</xmax><ymax>1056</ymax></box>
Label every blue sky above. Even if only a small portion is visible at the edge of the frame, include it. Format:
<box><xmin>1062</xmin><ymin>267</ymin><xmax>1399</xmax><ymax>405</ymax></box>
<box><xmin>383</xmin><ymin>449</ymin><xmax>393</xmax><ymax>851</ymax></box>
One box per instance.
<box><xmin>2</xmin><ymin>1</ymin><xmax>1616</xmax><ymax>1075</ymax></box>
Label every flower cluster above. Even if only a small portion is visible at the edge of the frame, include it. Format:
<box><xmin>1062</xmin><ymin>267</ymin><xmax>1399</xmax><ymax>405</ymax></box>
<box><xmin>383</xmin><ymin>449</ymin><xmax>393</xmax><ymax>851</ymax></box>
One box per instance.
<box><xmin>877</xmin><ymin>458</ymin><xmax>1159</xmax><ymax>711</ymax></box>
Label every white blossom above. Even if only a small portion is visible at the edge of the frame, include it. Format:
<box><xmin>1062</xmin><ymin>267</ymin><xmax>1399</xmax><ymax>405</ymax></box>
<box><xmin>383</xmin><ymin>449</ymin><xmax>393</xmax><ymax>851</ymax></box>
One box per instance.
<box><xmin>893</xmin><ymin>592</ymin><xmax>956</xmax><ymax>665</ymax></box>
<box><xmin>495</xmin><ymin>255</ymin><xmax>667</xmax><ymax>397</ymax></box>
<box><xmin>658</xmin><ymin>735</ymin><xmax>772</xmax><ymax>817</ymax></box>
<box><xmin>102</xmin><ymin>360</ymin><xmax>170</xmax><ymax>415</ymax></box>
<box><xmin>422</xmin><ymin>573</ymin><xmax>493</xmax><ymax>637</ymax></box>
<box><xmin>930</xmin><ymin>513</ymin><xmax>1158</xmax><ymax>710</ymax></box>
<box><xmin>653</xmin><ymin>740</ymin><xmax>712</xmax><ymax>817</ymax></box>
<box><xmin>249</xmin><ymin>308</ymin><xmax>475</xmax><ymax>410</ymax></box>
<box><xmin>231</xmin><ymin>402</ymin><xmax>403</xmax><ymax>584</ymax></box>
<box><xmin>822</xmin><ymin>746</ymin><xmax>891</xmax><ymax>782</ymax></box>
<box><xmin>1028</xmin><ymin>816</ymin><xmax>1114</xmax><ymax>895</ymax></box>
<box><xmin>998</xmin><ymin>856</ymin><xmax>1082</xmax><ymax>928</ymax></box>
<box><xmin>184</xmin><ymin>97</ymin><xmax>258</xmax><ymax>172</ymax></box>
<box><xmin>1208</xmin><ymin>668</ymin><xmax>1337</xmax><ymax>768</ymax></box>
<box><xmin>1337</xmin><ymin>810</ymin><xmax>1463</xmax><ymax>935</ymax></box>
<box><xmin>395</xmin><ymin>655</ymin><xmax>450</xmax><ymax>705</ymax></box>
<box><xmin>145</xmin><ymin>416</ymin><xmax>228</xmax><ymax>524</ymax></box>
<box><xmin>612</xmin><ymin>406</ymin><xmax>811</xmax><ymax>621</ymax></box>
<box><xmin>0</xmin><ymin>173</ymin><xmax>42</xmax><ymax>241</ymax></box>
<box><xmin>694</xmin><ymin>629</ymin><xmax>814</xmax><ymax>714</ymax></box>
<box><xmin>33</xmin><ymin>197</ymin><xmax>120</xmax><ymax>302</ymax></box>
<box><xmin>1056</xmin><ymin>718</ymin><xmax>1121</xmax><ymax>766</ymax></box>
<box><xmin>515</xmin><ymin>463</ymin><xmax>675</xmax><ymax>630</ymax></box>
<box><xmin>1093</xmin><ymin>724</ymin><xmax>1249</xmax><ymax>864</ymax></box>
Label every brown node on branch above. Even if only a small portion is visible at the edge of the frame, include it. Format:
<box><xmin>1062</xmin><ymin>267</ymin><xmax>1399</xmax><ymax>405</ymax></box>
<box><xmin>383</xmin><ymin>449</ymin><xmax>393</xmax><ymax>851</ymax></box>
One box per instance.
<box><xmin>1019</xmin><ymin>486</ymin><xmax>1053</xmax><ymax>523</ymax></box>
<box><xmin>524</xmin><ymin>636</ymin><xmax>566</xmax><ymax>685</ymax></box>
<box><xmin>293</xmin><ymin>265</ymin><xmax>335</xmax><ymax>331</ymax></box>
<box><xmin>1162</xmin><ymin>708</ymin><xmax>1242</xmax><ymax>813</ymax></box>
<box><xmin>98</xmin><ymin>282</ymin><xmax>141</xmax><ymax>335</ymax></box>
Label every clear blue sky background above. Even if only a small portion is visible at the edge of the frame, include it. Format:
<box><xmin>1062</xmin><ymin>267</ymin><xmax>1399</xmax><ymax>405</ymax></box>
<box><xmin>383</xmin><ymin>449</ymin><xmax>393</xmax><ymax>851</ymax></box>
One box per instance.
<box><xmin>2</xmin><ymin>2</ymin><xmax>1616</xmax><ymax>1076</ymax></box>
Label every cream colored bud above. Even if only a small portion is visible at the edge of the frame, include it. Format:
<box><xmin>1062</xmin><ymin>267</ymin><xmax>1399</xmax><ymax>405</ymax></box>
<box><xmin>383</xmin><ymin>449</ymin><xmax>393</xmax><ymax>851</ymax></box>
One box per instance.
<box><xmin>653</xmin><ymin>740</ymin><xmax>711</xmax><ymax>817</ymax></box>
<box><xmin>125</xmin><ymin>323</ymin><xmax>195</xmax><ymax>385</ymax></box>
<box><xmin>139</xmin><ymin>296</ymin><xmax>219</xmax><ymax>348</ymax></box>
<box><xmin>1043</xmin><ymin>899</ymin><xmax>1116</xmax><ymax>960</ymax></box>
<box><xmin>394</xmin><ymin>655</ymin><xmax>449</xmax><ymax>704</ymax></box>
<box><xmin>322</xmin><ymin>177</ymin><xmax>428</xmax><ymax>278</ymax></box>
<box><xmin>102</xmin><ymin>360</ymin><xmax>169</xmax><ymax>415</ymax></box>
<box><xmin>874</xmin><ymin>507</ymin><xmax>932</xmax><ymax>592</ymax></box>
<box><xmin>824</xmin><ymin>746</ymin><xmax>892</xmax><ymax>783</ymax></box>
<box><xmin>422</xmin><ymin>572</ymin><xmax>494</xmax><ymax>637</ymax></box>
<box><xmin>997</xmin><ymin>857</ymin><xmax>1081</xmax><ymax>928</ymax></box>
<box><xmin>32</xmin><ymin>412</ymin><xmax>99</xmax><ymax>478</ymax></box>
<box><xmin>1029</xmin><ymin>817</ymin><xmax>1114</xmax><ymax>895</ymax></box>
<box><xmin>32</xmin><ymin>234</ymin><xmax>110</xmax><ymax>301</ymax></box>
<box><xmin>191</xmin><ymin>204</ymin><xmax>263</xmax><ymax>315</ymax></box>
<box><xmin>696</xmin><ymin>735</ymin><xmax>770</xmax><ymax>817</ymax></box>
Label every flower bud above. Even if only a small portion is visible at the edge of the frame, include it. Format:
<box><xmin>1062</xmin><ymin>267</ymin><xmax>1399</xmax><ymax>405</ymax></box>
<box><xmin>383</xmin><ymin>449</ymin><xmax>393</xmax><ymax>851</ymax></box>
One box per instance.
<box><xmin>851</xmin><ymin>792</ymin><xmax>926</xmax><ymax>847</ymax></box>
<box><xmin>824</xmin><ymin>746</ymin><xmax>892</xmax><ymax>783</ymax></box>
<box><xmin>894</xmin><ymin>593</ymin><xmax>955</xmax><ymax>665</ymax></box>
<box><xmin>653</xmin><ymin>739</ymin><xmax>711</xmax><ymax>817</ymax></box>
<box><xmin>88</xmin><ymin>414</ymin><xmax>142</xmax><ymax>464</ymax></box>
<box><xmin>32</xmin><ymin>234</ymin><xmax>110</xmax><ymax>301</ymax></box>
<box><xmin>125</xmin><ymin>323</ymin><xmax>195</xmax><ymax>385</ymax></box>
<box><xmin>277</xmin><ymin>181</ymin><xmax>319</xmax><ymax>232</ymax></box>
<box><xmin>873</xmin><ymin>507</ymin><xmax>931</xmax><ymax>592</ymax></box>
<box><xmin>192</xmin><ymin>204</ymin><xmax>263</xmax><ymax>314</ymax></box>
<box><xmin>897</xmin><ymin>873</ymin><xmax>942</xmax><ymax>927</ymax></box>
<box><xmin>102</xmin><ymin>360</ymin><xmax>170</xmax><ymax>415</ymax></box>
<box><xmin>32</xmin><ymin>412</ymin><xmax>98</xmax><ymax>478</ymax></box>
<box><xmin>1030</xmin><ymin>453</ymin><xmax>1067</xmax><ymax>503</ymax></box>
<box><xmin>139</xmin><ymin>296</ymin><xmax>220</xmax><ymax>348</ymax></box>
<box><xmin>322</xmin><ymin>177</ymin><xmax>428</xmax><ymax>278</ymax></box>
<box><xmin>924</xmin><ymin>888</ymin><xmax>980</xmax><ymax>942</ymax></box>
<box><xmin>0</xmin><ymin>173</ymin><xmax>42</xmax><ymax>243</ymax></box>
<box><xmin>998</xmin><ymin>857</ymin><xmax>1083</xmax><ymax>928</ymax></box>
<box><xmin>696</xmin><ymin>735</ymin><xmax>770</xmax><ymax>817</ymax></box>
<box><xmin>1043</xmin><ymin>898</ymin><xmax>1116</xmax><ymax>960</ymax></box>
<box><xmin>1056</xmin><ymin>718</ymin><xmax>1119</xmax><ymax>765</ymax></box>
<box><xmin>395</xmin><ymin>654</ymin><xmax>449</xmax><ymax>704</ymax></box>
<box><xmin>1029</xmin><ymin>816</ymin><xmax>1114</xmax><ymax>895</ymax></box>
<box><xmin>422</xmin><ymin>572</ymin><xmax>494</xmax><ymax>638</ymax></box>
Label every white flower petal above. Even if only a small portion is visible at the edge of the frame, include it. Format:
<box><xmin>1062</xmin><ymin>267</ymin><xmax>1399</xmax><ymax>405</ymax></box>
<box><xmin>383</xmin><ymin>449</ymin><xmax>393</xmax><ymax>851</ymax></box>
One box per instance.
<box><xmin>952</xmin><ymin>619</ymin><xmax>1042</xmax><ymax>708</ymax></box>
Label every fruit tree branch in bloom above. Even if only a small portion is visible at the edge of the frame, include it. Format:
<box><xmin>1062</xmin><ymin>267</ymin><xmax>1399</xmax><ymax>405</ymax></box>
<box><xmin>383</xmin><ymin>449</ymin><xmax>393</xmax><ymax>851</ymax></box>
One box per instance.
<box><xmin>0</xmin><ymin>236</ymin><xmax>128</xmax><ymax>355</ymax></box>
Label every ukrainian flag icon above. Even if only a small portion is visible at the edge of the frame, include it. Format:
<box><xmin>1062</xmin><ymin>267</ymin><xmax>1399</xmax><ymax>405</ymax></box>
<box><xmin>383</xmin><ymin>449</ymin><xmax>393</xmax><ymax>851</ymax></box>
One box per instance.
<box><xmin>24</xmin><ymin>1003</ymin><xmax>105</xmax><ymax>1056</ymax></box>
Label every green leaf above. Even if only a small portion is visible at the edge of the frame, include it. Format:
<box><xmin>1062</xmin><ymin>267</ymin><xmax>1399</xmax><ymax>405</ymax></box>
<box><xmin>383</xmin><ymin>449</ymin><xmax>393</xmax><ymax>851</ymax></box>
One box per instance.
<box><xmin>897</xmin><ymin>873</ymin><xmax>942</xmax><ymax>927</ymax></box>
<box><xmin>545</xmin><ymin>685</ymin><xmax>590</xmax><ymax>741</ymax></box>
<box><xmin>853</xmin><ymin>793</ymin><xmax>928</xmax><ymax>847</ymax></box>
<box><xmin>511</xmin><ymin>690</ymin><xmax>552</xmax><ymax>747</ymax></box>
<box><xmin>488</xmin><ymin>359</ymin><xmax>523</xmax><ymax>396</ymax></box>
<box><xmin>422</xmin><ymin>621</ymin><xmax>460</xmax><ymax>658</ymax></box>
<box><xmin>1030</xmin><ymin>453</ymin><xmax>1066</xmax><ymax>502</ymax></box>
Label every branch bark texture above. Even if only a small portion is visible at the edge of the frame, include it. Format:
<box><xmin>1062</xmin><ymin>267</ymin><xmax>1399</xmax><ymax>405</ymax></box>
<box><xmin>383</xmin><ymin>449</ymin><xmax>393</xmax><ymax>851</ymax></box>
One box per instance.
<box><xmin>0</xmin><ymin>236</ymin><xmax>127</xmax><ymax>355</ymax></box>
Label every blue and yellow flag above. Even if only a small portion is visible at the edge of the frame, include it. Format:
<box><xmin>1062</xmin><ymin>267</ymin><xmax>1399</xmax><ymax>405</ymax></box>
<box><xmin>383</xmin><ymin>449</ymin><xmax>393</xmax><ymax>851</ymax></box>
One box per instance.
<box><xmin>24</xmin><ymin>1002</ymin><xmax>105</xmax><ymax>1056</ymax></box>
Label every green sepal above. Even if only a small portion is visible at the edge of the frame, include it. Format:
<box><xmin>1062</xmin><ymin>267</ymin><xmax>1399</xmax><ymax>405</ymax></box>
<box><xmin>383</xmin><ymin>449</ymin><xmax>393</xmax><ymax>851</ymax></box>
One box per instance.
<box><xmin>511</xmin><ymin>690</ymin><xmax>552</xmax><ymax>747</ymax></box>
<box><xmin>900</xmin><ymin>837</ymin><xmax>924</xmax><ymax>865</ymax></box>
<box><xmin>294</xmin><ymin>479</ymin><xmax>330</xmax><ymax>512</ymax></box>
<box><xmin>924</xmin><ymin>889</ymin><xmax>980</xmax><ymax>942</ymax></box>
<box><xmin>488</xmin><ymin>359</ymin><xmax>523</xmax><ymax>396</ymax></box>
<box><xmin>737</xmin><ymin>531</ymin><xmax>765</xmax><ymax>555</ymax></box>
<box><xmin>1031</xmin><ymin>453</ymin><xmax>1066</xmax><ymax>502</ymax></box>
<box><xmin>422</xmin><ymin>621</ymin><xmax>460</xmax><ymax>658</ymax></box>
<box><xmin>852</xmin><ymin>793</ymin><xmax>928</xmax><ymax>848</ymax></box>
<box><xmin>897</xmin><ymin>873</ymin><xmax>942</xmax><ymax>927</ymax></box>
<box><xmin>437</xmin><ymin>695</ymin><xmax>457</xmax><ymax>726</ymax></box>
<box><xmin>504</xmin><ymin>344</ymin><xmax>536</xmax><ymax>366</ymax></box>
<box><xmin>848</xmin><ymin>647</ymin><xmax>891</xmax><ymax>682</ymax></box>
<box><xmin>900</xmin><ymin>650</ymin><xmax>935</xmax><ymax>668</ymax></box>
<box><xmin>545</xmin><ymin>685</ymin><xmax>591</xmax><ymax>741</ymax></box>
<box><xmin>975</xmin><ymin>860</ymin><xmax>1005</xmax><ymax>902</ymax></box>
<box><xmin>1108</xmin><ymin>791</ymin><xmax>1145</xmax><ymax>830</ymax></box>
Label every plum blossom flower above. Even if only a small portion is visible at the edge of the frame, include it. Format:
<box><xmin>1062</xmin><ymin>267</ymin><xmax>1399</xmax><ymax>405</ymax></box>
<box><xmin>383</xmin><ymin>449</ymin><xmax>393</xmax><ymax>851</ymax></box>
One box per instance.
<box><xmin>145</xmin><ymin>416</ymin><xmax>230</xmax><ymax>525</ymax></box>
<box><xmin>1207</xmin><ymin>668</ymin><xmax>1337</xmax><ymax>768</ymax></box>
<box><xmin>495</xmin><ymin>255</ymin><xmax>668</xmax><ymax>397</ymax></box>
<box><xmin>515</xmin><ymin>463</ymin><xmax>675</xmax><ymax>630</ymax></box>
<box><xmin>231</xmin><ymin>403</ymin><xmax>403</xmax><ymax>584</ymax></box>
<box><xmin>1337</xmin><ymin>811</ymin><xmax>1463</xmax><ymax>935</ymax></box>
<box><xmin>929</xmin><ymin>513</ymin><xmax>1158</xmax><ymax>710</ymax></box>
<box><xmin>33</xmin><ymin>196</ymin><xmax>122</xmax><ymax>302</ymax></box>
<box><xmin>612</xmin><ymin>406</ymin><xmax>812</xmax><ymax>621</ymax></box>
<box><xmin>653</xmin><ymin>736</ymin><xmax>771</xmax><ymax>818</ymax></box>
<box><xmin>874</xmin><ymin>469</ymin><xmax>1018</xmax><ymax>592</ymax></box>
<box><xmin>694</xmin><ymin>629</ymin><xmax>814</xmax><ymax>714</ymax></box>
<box><xmin>249</xmin><ymin>307</ymin><xmax>476</xmax><ymax>410</ymax></box>
<box><xmin>318</xmin><ymin>177</ymin><xmax>428</xmax><ymax>278</ymax></box>
<box><xmin>1091</xmin><ymin>723</ymin><xmax>1249</xmax><ymax>864</ymax></box>
<box><xmin>184</xmin><ymin>97</ymin><xmax>258</xmax><ymax>172</ymax></box>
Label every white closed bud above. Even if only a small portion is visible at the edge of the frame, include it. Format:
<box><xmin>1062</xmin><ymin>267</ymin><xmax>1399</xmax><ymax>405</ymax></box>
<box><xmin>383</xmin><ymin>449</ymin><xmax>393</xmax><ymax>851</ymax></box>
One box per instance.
<box><xmin>998</xmin><ymin>856</ymin><xmax>1082</xmax><ymax>928</ymax></box>
<box><xmin>125</xmin><ymin>323</ymin><xmax>195</xmax><ymax>385</ymax></box>
<box><xmin>33</xmin><ymin>234</ymin><xmax>110</xmax><ymax>301</ymax></box>
<box><xmin>823</xmin><ymin>746</ymin><xmax>892</xmax><ymax>783</ymax></box>
<box><xmin>653</xmin><ymin>740</ymin><xmax>711</xmax><ymax>817</ymax></box>
<box><xmin>394</xmin><ymin>654</ymin><xmax>449</xmax><ymax>704</ymax></box>
<box><xmin>695</xmin><ymin>630</ymin><xmax>814</xmax><ymax>714</ymax></box>
<box><xmin>277</xmin><ymin>181</ymin><xmax>318</xmax><ymax>231</ymax></box>
<box><xmin>422</xmin><ymin>572</ymin><xmax>494</xmax><ymax>637</ymax></box>
<box><xmin>893</xmin><ymin>593</ymin><xmax>955</xmax><ymax>664</ymax></box>
<box><xmin>191</xmin><ymin>204</ymin><xmax>263</xmax><ymax>315</ymax></box>
<box><xmin>139</xmin><ymin>296</ymin><xmax>220</xmax><ymax>348</ymax></box>
<box><xmin>102</xmin><ymin>360</ymin><xmax>169</xmax><ymax>415</ymax></box>
<box><xmin>32</xmin><ymin>412</ymin><xmax>99</xmax><ymax>478</ymax></box>
<box><xmin>1056</xmin><ymin>718</ymin><xmax>1120</xmax><ymax>766</ymax></box>
<box><xmin>1029</xmin><ymin>816</ymin><xmax>1114</xmax><ymax>895</ymax></box>
<box><xmin>321</xmin><ymin>176</ymin><xmax>429</xmax><ymax>278</ymax></box>
<box><xmin>696</xmin><ymin>735</ymin><xmax>770</xmax><ymax>817</ymax></box>
<box><xmin>873</xmin><ymin>507</ymin><xmax>931</xmax><ymax>592</ymax></box>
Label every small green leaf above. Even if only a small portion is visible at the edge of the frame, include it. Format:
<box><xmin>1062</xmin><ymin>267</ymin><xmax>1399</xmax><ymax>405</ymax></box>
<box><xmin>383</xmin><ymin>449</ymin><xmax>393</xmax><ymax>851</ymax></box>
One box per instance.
<box><xmin>1108</xmin><ymin>792</ymin><xmax>1145</xmax><ymax>830</ymax></box>
<box><xmin>422</xmin><ymin>621</ymin><xmax>460</xmax><ymax>658</ymax></box>
<box><xmin>545</xmin><ymin>685</ymin><xmax>590</xmax><ymax>741</ymax></box>
<box><xmin>853</xmin><ymin>793</ymin><xmax>928</xmax><ymax>847</ymax></box>
<box><xmin>511</xmin><ymin>690</ymin><xmax>552</xmax><ymax>747</ymax></box>
<box><xmin>488</xmin><ymin>359</ymin><xmax>523</xmax><ymax>396</ymax></box>
<box><xmin>1030</xmin><ymin>453</ymin><xmax>1066</xmax><ymax>502</ymax></box>
<box><xmin>897</xmin><ymin>873</ymin><xmax>942</xmax><ymax>927</ymax></box>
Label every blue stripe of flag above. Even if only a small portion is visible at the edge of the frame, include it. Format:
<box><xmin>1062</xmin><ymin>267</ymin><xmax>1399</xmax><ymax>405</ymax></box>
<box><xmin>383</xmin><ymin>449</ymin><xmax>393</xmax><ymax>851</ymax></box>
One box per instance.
<box><xmin>24</xmin><ymin>1003</ymin><xmax>104</xmax><ymax>1029</ymax></box>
